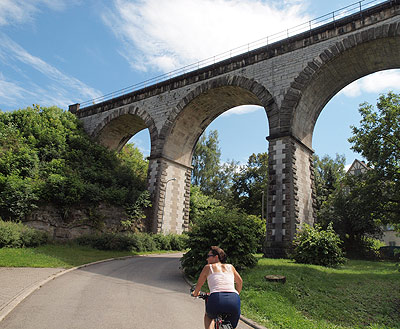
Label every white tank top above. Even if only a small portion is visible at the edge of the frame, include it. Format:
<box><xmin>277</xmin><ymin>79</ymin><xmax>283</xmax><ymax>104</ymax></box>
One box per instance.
<box><xmin>207</xmin><ymin>264</ymin><xmax>238</xmax><ymax>294</ymax></box>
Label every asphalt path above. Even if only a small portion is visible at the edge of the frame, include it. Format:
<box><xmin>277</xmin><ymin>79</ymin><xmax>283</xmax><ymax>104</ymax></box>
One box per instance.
<box><xmin>1</xmin><ymin>253</ymin><xmax>252</xmax><ymax>329</ymax></box>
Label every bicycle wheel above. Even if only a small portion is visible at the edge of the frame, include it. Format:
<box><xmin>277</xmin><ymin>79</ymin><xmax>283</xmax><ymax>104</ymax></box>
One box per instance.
<box><xmin>221</xmin><ymin>322</ymin><xmax>233</xmax><ymax>329</ymax></box>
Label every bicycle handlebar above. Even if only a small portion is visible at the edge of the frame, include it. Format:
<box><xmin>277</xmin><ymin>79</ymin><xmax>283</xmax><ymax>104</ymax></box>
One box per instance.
<box><xmin>190</xmin><ymin>286</ymin><xmax>209</xmax><ymax>299</ymax></box>
<box><xmin>196</xmin><ymin>291</ymin><xmax>209</xmax><ymax>299</ymax></box>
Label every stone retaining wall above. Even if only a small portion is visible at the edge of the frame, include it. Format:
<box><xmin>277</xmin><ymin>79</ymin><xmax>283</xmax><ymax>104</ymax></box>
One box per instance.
<box><xmin>22</xmin><ymin>203</ymin><xmax>146</xmax><ymax>240</ymax></box>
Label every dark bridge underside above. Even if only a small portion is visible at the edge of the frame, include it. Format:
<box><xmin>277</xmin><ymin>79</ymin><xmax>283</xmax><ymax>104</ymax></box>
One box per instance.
<box><xmin>96</xmin><ymin>115</ymin><xmax>147</xmax><ymax>152</ymax></box>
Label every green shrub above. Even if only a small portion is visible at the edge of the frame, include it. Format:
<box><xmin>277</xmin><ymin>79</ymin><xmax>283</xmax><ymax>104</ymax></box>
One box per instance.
<box><xmin>74</xmin><ymin>234</ymin><xmax>98</xmax><ymax>248</ymax></box>
<box><xmin>169</xmin><ymin>233</ymin><xmax>189</xmax><ymax>250</ymax></box>
<box><xmin>75</xmin><ymin>232</ymin><xmax>188</xmax><ymax>252</ymax></box>
<box><xmin>291</xmin><ymin>223</ymin><xmax>346</xmax><ymax>267</ymax></box>
<box><xmin>134</xmin><ymin>232</ymin><xmax>157</xmax><ymax>251</ymax></box>
<box><xmin>380</xmin><ymin>246</ymin><xmax>400</xmax><ymax>261</ymax></box>
<box><xmin>0</xmin><ymin>220</ymin><xmax>48</xmax><ymax>248</ymax></box>
<box><xmin>0</xmin><ymin>220</ymin><xmax>21</xmax><ymax>248</ymax></box>
<box><xmin>126</xmin><ymin>233</ymin><xmax>145</xmax><ymax>252</ymax></box>
<box><xmin>181</xmin><ymin>207</ymin><xmax>262</xmax><ymax>278</ymax></box>
<box><xmin>0</xmin><ymin>175</ymin><xmax>39</xmax><ymax>220</ymax></box>
<box><xmin>152</xmin><ymin>234</ymin><xmax>172</xmax><ymax>250</ymax></box>
<box><xmin>19</xmin><ymin>226</ymin><xmax>48</xmax><ymax>247</ymax></box>
<box><xmin>346</xmin><ymin>236</ymin><xmax>385</xmax><ymax>260</ymax></box>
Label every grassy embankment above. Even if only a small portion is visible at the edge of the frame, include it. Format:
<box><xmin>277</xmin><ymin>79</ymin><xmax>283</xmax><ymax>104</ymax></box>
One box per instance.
<box><xmin>240</xmin><ymin>256</ymin><xmax>400</xmax><ymax>329</ymax></box>
<box><xmin>0</xmin><ymin>243</ymin><xmax>178</xmax><ymax>268</ymax></box>
<box><xmin>1</xmin><ymin>246</ymin><xmax>399</xmax><ymax>328</ymax></box>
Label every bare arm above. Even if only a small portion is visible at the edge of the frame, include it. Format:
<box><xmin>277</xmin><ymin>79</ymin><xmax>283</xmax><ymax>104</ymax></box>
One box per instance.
<box><xmin>232</xmin><ymin>266</ymin><xmax>243</xmax><ymax>294</ymax></box>
<box><xmin>192</xmin><ymin>265</ymin><xmax>209</xmax><ymax>297</ymax></box>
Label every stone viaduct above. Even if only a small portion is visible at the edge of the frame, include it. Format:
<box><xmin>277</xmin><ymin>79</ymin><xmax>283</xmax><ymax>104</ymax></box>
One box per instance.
<box><xmin>69</xmin><ymin>1</ymin><xmax>400</xmax><ymax>257</ymax></box>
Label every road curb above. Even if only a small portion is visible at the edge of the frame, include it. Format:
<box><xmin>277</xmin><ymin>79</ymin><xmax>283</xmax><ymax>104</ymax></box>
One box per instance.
<box><xmin>0</xmin><ymin>255</ymin><xmax>138</xmax><ymax>324</ymax></box>
<box><xmin>181</xmin><ymin>270</ymin><xmax>268</xmax><ymax>329</ymax></box>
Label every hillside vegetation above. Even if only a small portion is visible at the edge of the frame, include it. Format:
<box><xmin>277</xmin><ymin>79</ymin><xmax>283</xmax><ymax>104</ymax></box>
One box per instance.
<box><xmin>0</xmin><ymin>105</ymin><xmax>149</xmax><ymax>223</ymax></box>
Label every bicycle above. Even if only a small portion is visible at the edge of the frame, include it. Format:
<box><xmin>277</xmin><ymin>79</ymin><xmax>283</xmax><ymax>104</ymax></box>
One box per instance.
<box><xmin>190</xmin><ymin>287</ymin><xmax>234</xmax><ymax>329</ymax></box>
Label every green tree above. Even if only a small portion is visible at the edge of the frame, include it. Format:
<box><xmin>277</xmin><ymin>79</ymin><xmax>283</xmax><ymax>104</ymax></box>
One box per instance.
<box><xmin>191</xmin><ymin>130</ymin><xmax>238</xmax><ymax>201</ymax></box>
<box><xmin>117</xmin><ymin>143</ymin><xmax>148</xmax><ymax>182</ymax></box>
<box><xmin>189</xmin><ymin>185</ymin><xmax>221</xmax><ymax>225</ymax></box>
<box><xmin>348</xmin><ymin>92</ymin><xmax>400</xmax><ymax>225</ymax></box>
<box><xmin>313</xmin><ymin>154</ymin><xmax>346</xmax><ymax>223</ymax></box>
<box><xmin>212</xmin><ymin>159</ymin><xmax>238</xmax><ymax>202</ymax></box>
<box><xmin>230</xmin><ymin>152</ymin><xmax>268</xmax><ymax>216</ymax></box>
<box><xmin>192</xmin><ymin>130</ymin><xmax>221</xmax><ymax>190</ymax></box>
<box><xmin>318</xmin><ymin>174</ymin><xmax>383</xmax><ymax>257</ymax></box>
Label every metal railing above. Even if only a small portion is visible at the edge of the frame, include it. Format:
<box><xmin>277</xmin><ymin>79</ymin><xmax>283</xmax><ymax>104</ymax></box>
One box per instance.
<box><xmin>79</xmin><ymin>0</ymin><xmax>387</xmax><ymax>108</ymax></box>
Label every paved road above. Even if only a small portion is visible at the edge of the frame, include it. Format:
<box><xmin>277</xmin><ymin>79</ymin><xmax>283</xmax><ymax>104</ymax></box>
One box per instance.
<box><xmin>1</xmin><ymin>254</ymin><xmax>252</xmax><ymax>329</ymax></box>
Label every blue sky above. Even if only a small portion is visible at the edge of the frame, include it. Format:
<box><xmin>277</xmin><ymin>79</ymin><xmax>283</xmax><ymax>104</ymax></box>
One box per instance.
<box><xmin>0</xmin><ymin>0</ymin><xmax>399</xmax><ymax>167</ymax></box>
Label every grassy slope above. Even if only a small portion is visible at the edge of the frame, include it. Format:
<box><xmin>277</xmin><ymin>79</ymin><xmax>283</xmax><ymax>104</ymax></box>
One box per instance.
<box><xmin>240</xmin><ymin>257</ymin><xmax>400</xmax><ymax>329</ymax></box>
<box><xmin>0</xmin><ymin>244</ymin><xmax>150</xmax><ymax>268</ymax></box>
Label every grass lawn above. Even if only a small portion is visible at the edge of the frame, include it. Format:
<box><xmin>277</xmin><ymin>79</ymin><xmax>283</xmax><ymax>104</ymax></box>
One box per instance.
<box><xmin>240</xmin><ymin>257</ymin><xmax>400</xmax><ymax>329</ymax></box>
<box><xmin>0</xmin><ymin>243</ymin><xmax>178</xmax><ymax>268</ymax></box>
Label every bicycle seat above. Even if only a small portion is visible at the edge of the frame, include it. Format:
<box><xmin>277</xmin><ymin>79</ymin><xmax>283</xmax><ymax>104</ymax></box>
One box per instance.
<box><xmin>218</xmin><ymin>313</ymin><xmax>232</xmax><ymax>319</ymax></box>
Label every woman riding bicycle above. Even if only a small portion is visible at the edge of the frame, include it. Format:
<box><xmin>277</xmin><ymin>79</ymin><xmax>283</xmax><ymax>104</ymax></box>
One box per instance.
<box><xmin>192</xmin><ymin>246</ymin><xmax>243</xmax><ymax>329</ymax></box>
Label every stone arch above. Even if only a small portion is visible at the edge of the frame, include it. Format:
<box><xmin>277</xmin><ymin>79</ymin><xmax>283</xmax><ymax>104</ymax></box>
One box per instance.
<box><xmin>147</xmin><ymin>75</ymin><xmax>275</xmax><ymax>234</ymax></box>
<box><xmin>281</xmin><ymin>22</ymin><xmax>400</xmax><ymax>148</ymax></box>
<box><xmin>92</xmin><ymin>105</ymin><xmax>157</xmax><ymax>152</ymax></box>
<box><xmin>157</xmin><ymin>75</ymin><xmax>275</xmax><ymax>166</ymax></box>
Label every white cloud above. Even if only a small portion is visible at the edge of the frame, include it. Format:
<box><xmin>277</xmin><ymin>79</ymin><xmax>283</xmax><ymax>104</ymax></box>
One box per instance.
<box><xmin>221</xmin><ymin>105</ymin><xmax>263</xmax><ymax>117</ymax></box>
<box><xmin>0</xmin><ymin>0</ymin><xmax>98</xmax><ymax>109</ymax></box>
<box><xmin>0</xmin><ymin>74</ymin><xmax>32</xmax><ymax>107</ymax></box>
<box><xmin>103</xmin><ymin>0</ymin><xmax>311</xmax><ymax>73</ymax></box>
<box><xmin>344</xmin><ymin>163</ymin><xmax>352</xmax><ymax>172</ymax></box>
<box><xmin>0</xmin><ymin>33</ymin><xmax>101</xmax><ymax>109</ymax></box>
<box><xmin>341</xmin><ymin>70</ymin><xmax>400</xmax><ymax>98</ymax></box>
<box><xmin>0</xmin><ymin>0</ymin><xmax>68</xmax><ymax>26</ymax></box>
<box><xmin>341</xmin><ymin>81</ymin><xmax>362</xmax><ymax>98</ymax></box>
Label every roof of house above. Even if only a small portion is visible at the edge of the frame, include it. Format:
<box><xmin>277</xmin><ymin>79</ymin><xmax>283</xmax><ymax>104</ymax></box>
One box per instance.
<box><xmin>347</xmin><ymin>159</ymin><xmax>369</xmax><ymax>175</ymax></box>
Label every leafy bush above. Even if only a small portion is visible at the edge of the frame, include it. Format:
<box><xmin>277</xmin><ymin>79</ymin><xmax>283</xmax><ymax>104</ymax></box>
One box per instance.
<box><xmin>181</xmin><ymin>207</ymin><xmax>263</xmax><ymax>278</ymax></box>
<box><xmin>395</xmin><ymin>249</ymin><xmax>400</xmax><ymax>272</ymax></box>
<box><xmin>345</xmin><ymin>236</ymin><xmax>385</xmax><ymax>260</ymax></box>
<box><xmin>291</xmin><ymin>223</ymin><xmax>346</xmax><ymax>267</ymax></box>
<box><xmin>0</xmin><ymin>175</ymin><xmax>39</xmax><ymax>220</ymax></box>
<box><xmin>152</xmin><ymin>234</ymin><xmax>172</xmax><ymax>250</ymax></box>
<box><xmin>189</xmin><ymin>185</ymin><xmax>221</xmax><ymax>225</ymax></box>
<box><xmin>75</xmin><ymin>232</ymin><xmax>187</xmax><ymax>252</ymax></box>
<box><xmin>134</xmin><ymin>233</ymin><xmax>157</xmax><ymax>251</ymax></box>
<box><xmin>169</xmin><ymin>233</ymin><xmax>189</xmax><ymax>250</ymax></box>
<box><xmin>0</xmin><ymin>220</ymin><xmax>48</xmax><ymax>248</ymax></box>
<box><xmin>151</xmin><ymin>233</ymin><xmax>189</xmax><ymax>251</ymax></box>
<box><xmin>380</xmin><ymin>246</ymin><xmax>400</xmax><ymax>261</ymax></box>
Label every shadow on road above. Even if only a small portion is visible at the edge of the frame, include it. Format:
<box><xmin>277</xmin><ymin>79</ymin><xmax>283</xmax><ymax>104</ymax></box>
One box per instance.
<box><xmin>75</xmin><ymin>253</ymin><xmax>190</xmax><ymax>294</ymax></box>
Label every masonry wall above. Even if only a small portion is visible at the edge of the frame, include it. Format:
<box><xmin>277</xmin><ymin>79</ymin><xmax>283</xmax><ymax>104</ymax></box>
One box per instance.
<box><xmin>147</xmin><ymin>157</ymin><xmax>190</xmax><ymax>234</ymax></box>
<box><xmin>22</xmin><ymin>203</ymin><xmax>145</xmax><ymax>240</ymax></box>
